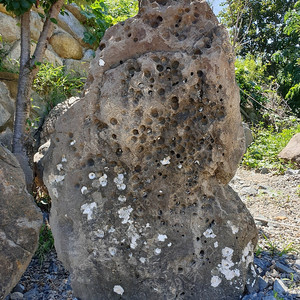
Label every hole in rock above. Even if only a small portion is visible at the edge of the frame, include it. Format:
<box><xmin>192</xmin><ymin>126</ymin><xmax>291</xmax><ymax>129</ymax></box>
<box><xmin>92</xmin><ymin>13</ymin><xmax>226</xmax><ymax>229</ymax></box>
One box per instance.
<box><xmin>133</xmin><ymin>37</ymin><xmax>138</xmax><ymax>42</ymax></box>
<box><xmin>171</xmin><ymin>61</ymin><xmax>179</xmax><ymax>69</ymax></box>
<box><xmin>197</xmin><ymin>70</ymin><xmax>203</xmax><ymax>77</ymax></box>
<box><xmin>116</xmin><ymin>148</ymin><xmax>123</xmax><ymax>156</ymax></box>
<box><xmin>110</xmin><ymin>118</ymin><xmax>118</xmax><ymax>125</ymax></box>
<box><xmin>157</xmin><ymin>65</ymin><xmax>164</xmax><ymax>72</ymax></box>
<box><xmin>99</xmin><ymin>43</ymin><xmax>106</xmax><ymax>50</ymax></box>
<box><xmin>87</xmin><ymin>158</ymin><xmax>95</xmax><ymax>166</ymax></box>
<box><xmin>112</xmin><ymin>134</ymin><xmax>117</xmax><ymax>139</ymax></box>
<box><xmin>128</xmin><ymin>33</ymin><xmax>132</xmax><ymax>37</ymax></box>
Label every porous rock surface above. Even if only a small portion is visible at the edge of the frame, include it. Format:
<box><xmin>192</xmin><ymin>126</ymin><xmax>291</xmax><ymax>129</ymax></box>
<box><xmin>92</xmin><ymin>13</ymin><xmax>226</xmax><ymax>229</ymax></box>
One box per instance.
<box><xmin>42</xmin><ymin>0</ymin><xmax>258</xmax><ymax>299</ymax></box>
<box><xmin>0</xmin><ymin>145</ymin><xmax>42</xmax><ymax>299</ymax></box>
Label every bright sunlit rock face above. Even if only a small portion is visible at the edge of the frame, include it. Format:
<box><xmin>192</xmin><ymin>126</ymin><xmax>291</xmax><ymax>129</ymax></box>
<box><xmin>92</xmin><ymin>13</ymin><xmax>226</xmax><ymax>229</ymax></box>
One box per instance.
<box><xmin>42</xmin><ymin>0</ymin><xmax>258</xmax><ymax>299</ymax></box>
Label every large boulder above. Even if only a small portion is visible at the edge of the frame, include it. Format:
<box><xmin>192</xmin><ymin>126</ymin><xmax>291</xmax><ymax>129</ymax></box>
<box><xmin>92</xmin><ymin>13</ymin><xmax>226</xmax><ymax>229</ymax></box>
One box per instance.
<box><xmin>42</xmin><ymin>0</ymin><xmax>258</xmax><ymax>299</ymax></box>
<box><xmin>278</xmin><ymin>133</ymin><xmax>300</xmax><ymax>165</ymax></box>
<box><xmin>0</xmin><ymin>12</ymin><xmax>20</xmax><ymax>43</ymax></box>
<box><xmin>49</xmin><ymin>32</ymin><xmax>83</xmax><ymax>60</ymax></box>
<box><xmin>0</xmin><ymin>145</ymin><xmax>42</xmax><ymax>299</ymax></box>
<box><xmin>57</xmin><ymin>9</ymin><xmax>89</xmax><ymax>48</ymax></box>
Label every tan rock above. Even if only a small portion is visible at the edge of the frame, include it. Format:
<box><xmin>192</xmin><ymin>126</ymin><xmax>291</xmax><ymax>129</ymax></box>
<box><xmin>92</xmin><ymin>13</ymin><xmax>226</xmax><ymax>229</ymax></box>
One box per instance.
<box><xmin>0</xmin><ymin>145</ymin><xmax>42</xmax><ymax>299</ymax></box>
<box><xmin>278</xmin><ymin>133</ymin><xmax>300</xmax><ymax>164</ymax></box>
<box><xmin>0</xmin><ymin>81</ymin><xmax>14</xmax><ymax>127</ymax></box>
<box><xmin>64</xmin><ymin>3</ymin><xmax>87</xmax><ymax>24</ymax></box>
<box><xmin>57</xmin><ymin>9</ymin><xmax>90</xmax><ymax>48</ymax></box>
<box><xmin>50</xmin><ymin>32</ymin><xmax>83</xmax><ymax>60</ymax></box>
<box><xmin>42</xmin><ymin>1</ymin><xmax>257</xmax><ymax>299</ymax></box>
<box><xmin>0</xmin><ymin>12</ymin><xmax>20</xmax><ymax>43</ymax></box>
<box><xmin>30</xmin><ymin>11</ymin><xmax>44</xmax><ymax>41</ymax></box>
<box><xmin>2</xmin><ymin>40</ymin><xmax>63</xmax><ymax>70</ymax></box>
<box><xmin>64</xmin><ymin>59</ymin><xmax>90</xmax><ymax>77</ymax></box>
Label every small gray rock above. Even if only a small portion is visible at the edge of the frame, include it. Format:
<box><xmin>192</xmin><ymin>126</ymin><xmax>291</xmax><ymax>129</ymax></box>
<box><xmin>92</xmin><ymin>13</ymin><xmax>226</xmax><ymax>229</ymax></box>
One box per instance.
<box><xmin>12</xmin><ymin>284</ymin><xmax>25</xmax><ymax>294</ymax></box>
<box><xmin>258</xmin><ymin>276</ymin><xmax>268</xmax><ymax>291</ymax></box>
<box><xmin>262</xmin><ymin>296</ymin><xmax>276</xmax><ymax>300</ymax></box>
<box><xmin>294</xmin><ymin>259</ymin><xmax>300</xmax><ymax>270</ymax></box>
<box><xmin>273</xmin><ymin>279</ymin><xmax>288</xmax><ymax>294</ymax></box>
<box><xmin>10</xmin><ymin>292</ymin><xmax>23</xmax><ymax>300</ymax></box>
<box><xmin>275</xmin><ymin>261</ymin><xmax>294</xmax><ymax>274</ymax></box>
<box><xmin>260</xmin><ymin>168</ymin><xmax>269</xmax><ymax>174</ymax></box>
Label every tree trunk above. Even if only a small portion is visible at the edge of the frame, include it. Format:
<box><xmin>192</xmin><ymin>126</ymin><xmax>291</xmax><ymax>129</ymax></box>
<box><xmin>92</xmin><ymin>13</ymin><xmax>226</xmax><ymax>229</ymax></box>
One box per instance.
<box><xmin>12</xmin><ymin>0</ymin><xmax>65</xmax><ymax>190</ymax></box>
<box><xmin>12</xmin><ymin>10</ymin><xmax>34</xmax><ymax>189</ymax></box>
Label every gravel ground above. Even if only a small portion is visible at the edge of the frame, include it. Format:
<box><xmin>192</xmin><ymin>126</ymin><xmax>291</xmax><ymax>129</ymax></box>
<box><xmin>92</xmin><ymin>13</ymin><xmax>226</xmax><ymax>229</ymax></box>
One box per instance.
<box><xmin>6</xmin><ymin>167</ymin><xmax>300</xmax><ymax>300</ymax></box>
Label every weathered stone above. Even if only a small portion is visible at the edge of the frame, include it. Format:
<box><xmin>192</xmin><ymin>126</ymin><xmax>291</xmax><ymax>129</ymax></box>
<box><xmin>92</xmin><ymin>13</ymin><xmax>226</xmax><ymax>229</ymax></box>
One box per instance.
<box><xmin>0</xmin><ymin>71</ymin><xmax>19</xmax><ymax>99</ymax></box>
<box><xmin>40</xmin><ymin>96</ymin><xmax>80</xmax><ymax>144</ymax></box>
<box><xmin>50</xmin><ymin>32</ymin><xmax>83</xmax><ymax>60</ymax></box>
<box><xmin>64</xmin><ymin>59</ymin><xmax>90</xmax><ymax>77</ymax></box>
<box><xmin>30</xmin><ymin>11</ymin><xmax>44</xmax><ymax>41</ymax></box>
<box><xmin>0</xmin><ymin>81</ymin><xmax>14</xmax><ymax>127</ymax></box>
<box><xmin>0</xmin><ymin>12</ymin><xmax>20</xmax><ymax>42</ymax></box>
<box><xmin>0</xmin><ymin>145</ymin><xmax>42</xmax><ymax>299</ymax></box>
<box><xmin>57</xmin><ymin>9</ymin><xmax>89</xmax><ymax>48</ymax></box>
<box><xmin>243</xmin><ymin>122</ymin><xmax>253</xmax><ymax>149</ymax></box>
<box><xmin>42</xmin><ymin>1</ymin><xmax>257</xmax><ymax>299</ymax></box>
<box><xmin>64</xmin><ymin>3</ymin><xmax>87</xmax><ymax>24</ymax></box>
<box><xmin>2</xmin><ymin>41</ymin><xmax>63</xmax><ymax>70</ymax></box>
<box><xmin>278</xmin><ymin>133</ymin><xmax>300</xmax><ymax>165</ymax></box>
<box><xmin>82</xmin><ymin>49</ymin><xmax>95</xmax><ymax>62</ymax></box>
<box><xmin>0</xmin><ymin>127</ymin><xmax>13</xmax><ymax>150</ymax></box>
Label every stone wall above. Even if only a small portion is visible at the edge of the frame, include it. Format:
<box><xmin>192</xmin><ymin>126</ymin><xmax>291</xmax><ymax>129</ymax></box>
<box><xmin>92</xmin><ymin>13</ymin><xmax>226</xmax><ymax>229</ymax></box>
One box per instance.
<box><xmin>0</xmin><ymin>3</ymin><xmax>95</xmax><ymax>149</ymax></box>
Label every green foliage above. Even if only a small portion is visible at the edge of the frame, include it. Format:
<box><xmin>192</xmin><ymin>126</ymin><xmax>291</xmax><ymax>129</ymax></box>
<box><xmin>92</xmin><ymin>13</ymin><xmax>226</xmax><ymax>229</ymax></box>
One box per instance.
<box><xmin>235</xmin><ymin>56</ymin><xmax>269</xmax><ymax>109</ymax></box>
<box><xmin>35</xmin><ymin>224</ymin><xmax>54</xmax><ymax>263</ymax></box>
<box><xmin>33</xmin><ymin>62</ymin><xmax>85</xmax><ymax>112</ymax></box>
<box><xmin>0</xmin><ymin>0</ymin><xmax>36</xmax><ymax>16</ymax></box>
<box><xmin>242</xmin><ymin>118</ymin><xmax>300</xmax><ymax>173</ymax></box>
<box><xmin>220</xmin><ymin>0</ymin><xmax>300</xmax><ymax>116</ymax></box>
<box><xmin>81</xmin><ymin>0</ymin><xmax>138</xmax><ymax>45</ymax></box>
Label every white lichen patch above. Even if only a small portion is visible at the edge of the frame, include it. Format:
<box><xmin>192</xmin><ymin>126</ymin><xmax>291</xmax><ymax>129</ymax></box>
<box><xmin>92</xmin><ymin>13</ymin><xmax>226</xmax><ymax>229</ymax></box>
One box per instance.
<box><xmin>118</xmin><ymin>206</ymin><xmax>133</xmax><ymax>224</ymax></box>
<box><xmin>48</xmin><ymin>174</ymin><xmax>65</xmax><ymax>185</ymax></box>
<box><xmin>56</xmin><ymin>164</ymin><xmax>63</xmax><ymax>171</ymax></box>
<box><xmin>99</xmin><ymin>174</ymin><xmax>108</xmax><ymax>187</ymax></box>
<box><xmin>81</xmin><ymin>202</ymin><xmax>97</xmax><ymax>220</ymax></box>
<box><xmin>109</xmin><ymin>247</ymin><xmax>117</xmax><ymax>256</ymax></box>
<box><xmin>89</xmin><ymin>172</ymin><xmax>96</xmax><ymax>180</ymax></box>
<box><xmin>113</xmin><ymin>285</ymin><xmax>124</xmax><ymax>295</ymax></box>
<box><xmin>114</xmin><ymin>174</ymin><xmax>126</xmax><ymax>190</ymax></box>
<box><xmin>139</xmin><ymin>257</ymin><xmax>146</xmax><ymax>264</ymax></box>
<box><xmin>95</xmin><ymin>229</ymin><xmax>104</xmax><ymax>238</ymax></box>
<box><xmin>218</xmin><ymin>247</ymin><xmax>241</xmax><ymax>281</ymax></box>
<box><xmin>99</xmin><ymin>59</ymin><xmax>105</xmax><ymax>66</ymax></box>
<box><xmin>61</xmin><ymin>155</ymin><xmax>67</xmax><ymax>162</ymax></box>
<box><xmin>227</xmin><ymin>221</ymin><xmax>239</xmax><ymax>234</ymax></box>
<box><xmin>154</xmin><ymin>248</ymin><xmax>161</xmax><ymax>255</ymax></box>
<box><xmin>128</xmin><ymin>224</ymin><xmax>140</xmax><ymax>249</ymax></box>
<box><xmin>108</xmin><ymin>227</ymin><xmax>115</xmax><ymax>233</ymax></box>
<box><xmin>160</xmin><ymin>156</ymin><xmax>171</xmax><ymax>165</ymax></box>
<box><xmin>157</xmin><ymin>234</ymin><xmax>168</xmax><ymax>242</ymax></box>
<box><xmin>177</xmin><ymin>164</ymin><xmax>183</xmax><ymax>169</ymax></box>
<box><xmin>203</xmin><ymin>228</ymin><xmax>216</xmax><ymax>238</ymax></box>
<box><xmin>118</xmin><ymin>195</ymin><xmax>126</xmax><ymax>202</ymax></box>
<box><xmin>214</xmin><ymin>241</ymin><xmax>219</xmax><ymax>248</ymax></box>
<box><xmin>70</xmin><ymin>140</ymin><xmax>76</xmax><ymax>146</ymax></box>
<box><xmin>211</xmin><ymin>276</ymin><xmax>222</xmax><ymax>287</ymax></box>
<box><xmin>242</xmin><ymin>241</ymin><xmax>254</xmax><ymax>267</ymax></box>
<box><xmin>81</xmin><ymin>186</ymin><xmax>88</xmax><ymax>195</ymax></box>
<box><xmin>167</xmin><ymin>243</ymin><xmax>172</xmax><ymax>247</ymax></box>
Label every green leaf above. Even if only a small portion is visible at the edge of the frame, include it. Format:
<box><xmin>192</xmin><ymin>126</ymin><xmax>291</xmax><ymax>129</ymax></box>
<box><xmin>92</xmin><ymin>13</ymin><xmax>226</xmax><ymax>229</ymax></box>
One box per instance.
<box><xmin>50</xmin><ymin>18</ymin><xmax>58</xmax><ymax>24</ymax></box>
<box><xmin>38</xmin><ymin>12</ymin><xmax>45</xmax><ymax>19</ymax></box>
